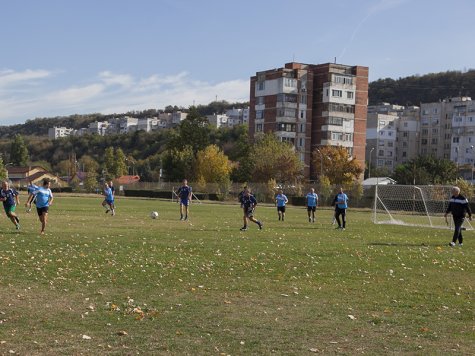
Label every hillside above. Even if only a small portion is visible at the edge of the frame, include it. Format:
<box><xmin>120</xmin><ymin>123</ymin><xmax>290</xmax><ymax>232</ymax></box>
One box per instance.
<box><xmin>369</xmin><ymin>69</ymin><xmax>475</xmax><ymax>106</ymax></box>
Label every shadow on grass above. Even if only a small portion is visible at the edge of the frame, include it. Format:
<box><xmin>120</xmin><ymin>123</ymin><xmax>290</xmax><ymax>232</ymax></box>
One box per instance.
<box><xmin>369</xmin><ymin>242</ymin><xmax>442</xmax><ymax>247</ymax></box>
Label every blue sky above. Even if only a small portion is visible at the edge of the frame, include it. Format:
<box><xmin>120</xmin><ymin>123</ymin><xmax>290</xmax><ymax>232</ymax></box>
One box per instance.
<box><xmin>1</xmin><ymin>0</ymin><xmax>474</xmax><ymax>125</ymax></box>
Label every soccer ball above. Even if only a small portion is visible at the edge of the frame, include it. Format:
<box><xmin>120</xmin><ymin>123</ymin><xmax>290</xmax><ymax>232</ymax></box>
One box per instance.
<box><xmin>150</xmin><ymin>211</ymin><xmax>159</xmax><ymax>219</ymax></box>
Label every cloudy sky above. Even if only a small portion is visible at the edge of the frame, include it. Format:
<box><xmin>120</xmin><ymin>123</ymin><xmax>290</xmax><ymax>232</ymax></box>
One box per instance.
<box><xmin>1</xmin><ymin>0</ymin><xmax>474</xmax><ymax>125</ymax></box>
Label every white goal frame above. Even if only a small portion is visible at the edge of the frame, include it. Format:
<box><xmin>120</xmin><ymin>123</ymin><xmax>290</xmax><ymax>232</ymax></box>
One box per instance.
<box><xmin>373</xmin><ymin>184</ymin><xmax>473</xmax><ymax>230</ymax></box>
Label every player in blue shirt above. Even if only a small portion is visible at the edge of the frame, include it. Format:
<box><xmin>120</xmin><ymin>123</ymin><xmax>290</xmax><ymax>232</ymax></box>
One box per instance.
<box><xmin>240</xmin><ymin>189</ymin><xmax>263</xmax><ymax>231</ymax></box>
<box><xmin>25</xmin><ymin>181</ymin><xmax>39</xmax><ymax>213</ymax></box>
<box><xmin>102</xmin><ymin>182</ymin><xmax>115</xmax><ymax>216</ymax></box>
<box><xmin>335</xmin><ymin>187</ymin><xmax>349</xmax><ymax>230</ymax></box>
<box><xmin>176</xmin><ymin>179</ymin><xmax>192</xmax><ymax>221</ymax></box>
<box><xmin>0</xmin><ymin>181</ymin><xmax>21</xmax><ymax>230</ymax></box>
<box><xmin>306</xmin><ymin>188</ymin><xmax>318</xmax><ymax>223</ymax></box>
<box><xmin>275</xmin><ymin>189</ymin><xmax>288</xmax><ymax>221</ymax></box>
<box><xmin>28</xmin><ymin>178</ymin><xmax>54</xmax><ymax>235</ymax></box>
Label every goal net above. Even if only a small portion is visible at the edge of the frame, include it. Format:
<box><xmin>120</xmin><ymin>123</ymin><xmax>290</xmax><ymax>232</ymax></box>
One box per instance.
<box><xmin>373</xmin><ymin>184</ymin><xmax>473</xmax><ymax>230</ymax></box>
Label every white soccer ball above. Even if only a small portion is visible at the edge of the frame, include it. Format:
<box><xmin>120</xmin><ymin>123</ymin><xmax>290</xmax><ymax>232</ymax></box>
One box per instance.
<box><xmin>150</xmin><ymin>211</ymin><xmax>159</xmax><ymax>219</ymax></box>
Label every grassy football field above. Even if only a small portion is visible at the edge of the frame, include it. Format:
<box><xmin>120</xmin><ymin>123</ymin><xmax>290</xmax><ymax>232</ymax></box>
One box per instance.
<box><xmin>0</xmin><ymin>194</ymin><xmax>473</xmax><ymax>355</ymax></box>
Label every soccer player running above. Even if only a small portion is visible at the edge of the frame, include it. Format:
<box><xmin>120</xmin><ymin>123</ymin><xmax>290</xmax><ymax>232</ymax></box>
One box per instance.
<box><xmin>176</xmin><ymin>179</ymin><xmax>192</xmax><ymax>221</ymax></box>
<box><xmin>335</xmin><ymin>187</ymin><xmax>349</xmax><ymax>230</ymax></box>
<box><xmin>25</xmin><ymin>180</ymin><xmax>38</xmax><ymax>213</ymax></box>
<box><xmin>28</xmin><ymin>178</ymin><xmax>54</xmax><ymax>235</ymax></box>
<box><xmin>306</xmin><ymin>188</ymin><xmax>318</xmax><ymax>223</ymax></box>
<box><xmin>102</xmin><ymin>182</ymin><xmax>115</xmax><ymax>216</ymax></box>
<box><xmin>0</xmin><ymin>181</ymin><xmax>21</xmax><ymax>230</ymax></box>
<box><xmin>240</xmin><ymin>189</ymin><xmax>263</xmax><ymax>231</ymax></box>
<box><xmin>275</xmin><ymin>189</ymin><xmax>288</xmax><ymax>221</ymax></box>
<box><xmin>444</xmin><ymin>186</ymin><xmax>472</xmax><ymax>247</ymax></box>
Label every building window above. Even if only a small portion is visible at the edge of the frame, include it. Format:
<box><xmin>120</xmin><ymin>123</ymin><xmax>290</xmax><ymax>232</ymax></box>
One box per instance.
<box><xmin>403</xmin><ymin>132</ymin><xmax>408</xmax><ymax>137</ymax></box>
<box><xmin>256</xmin><ymin>96</ymin><xmax>264</xmax><ymax>105</ymax></box>
<box><xmin>453</xmin><ymin>137</ymin><xmax>459</xmax><ymax>143</ymax></box>
<box><xmin>431</xmin><ymin>138</ymin><xmax>438</xmax><ymax>144</ymax></box>
<box><xmin>333</xmin><ymin>75</ymin><xmax>353</xmax><ymax>85</ymax></box>
<box><xmin>277</xmin><ymin>108</ymin><xmax>297</xmax><ymax>118</ymax></box>
<box><xmin>284</xmin><ymin>78</ymin><xmax>297</xmax><ymax>88</ymax></box>
<box><xmin>402</xmin><ymin>141</ymin><xmax>407</xmax><ymax>147</ymax></box>
<box><xmin>346</xmin><ymin>91</ymin><xmax>354</xmax><ymax>99</ymax></box>
<box><xmin>402</xmin><ymin>151</ymin><xmax>407</xmax><ymax>157</ymax></box>
<box><xmin>300</xmin><ymin>111</ymin><xmax>305</xmax><ymax>119</ymax></box>
<box><xmin>404</xmin><ymin>122</ymin><xmax>408</xmax><ymax>127</ymax></box>
<box><xmin>300</xmin><ymin>124</ymin><xmax>305</xmax><ymax>133</ymax></box>
<box><xmin>432</xmin><ymin>128</ymin><xmax>438</xmax><ymax>134</ymax></box>
<box><xmin>388</xmin><ymin>142</ymin><xmax>393</xmax><ymax>147</ymax></box>
<box><xmin>300</xmin><ymin>95</ymin><xmax>307</xmax><ymax>105</ymax></box>
<box><xmin>378</xmin><ymin>159</ymin><xmax>384</xmax><ymax>166</ymax></box>
<box><xmin>281</xmin><ymin>136</ymin><xmax>295</xmax><ymax>144</ymax></box>
<box><xmin>257</xmin><ymin>81</ymin><xmax>265</xmax><ymax>91</ymax></box>
<box><xmin>256</xmin><ymin>124</ymin><xmax>263</xmax><ymax>132</ymax></box>
<box><xmin>378</xmin><ymin>150</ymin><xmax>384</xmax><ymax>156</ymax></box>
<box><xmin>332</xmin><ymin>89</ymin><xmax>343</xmax><ymax>97</ymax></box>
<box><xmin>256</xmin><ymin>110</ymin><xmax>264</xmax><ymax>119</ymax></box>
<box><xmin>299</xmin><ymin>138</ymin><xmax>304</xmax><ymax>147</ymax></box>
<box><xmin>276</xmin><ymin>123</ymin><xmax>296</xmax><ymax>132</ymax></box>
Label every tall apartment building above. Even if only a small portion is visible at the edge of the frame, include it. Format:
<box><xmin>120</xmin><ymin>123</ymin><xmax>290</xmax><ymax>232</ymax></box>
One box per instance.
<box><xmin>420</xmin><ymin>97</ymin><xmax>475</xmax><ymax>164</ymax></box>
<box><xmin>249</xmin><ymin>62</ymin><xmax>369</xmax><ymax>180</ymax></box>
<box><xmin>366</xmin><ymin>104</ymin><xmax>420</xmax><ymax>173</ymax></box>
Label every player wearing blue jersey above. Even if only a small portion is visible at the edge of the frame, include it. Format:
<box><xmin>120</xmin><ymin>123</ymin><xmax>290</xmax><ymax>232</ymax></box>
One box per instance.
<box><xmin>275</xmin><ymin>189</ymin><xmax>288</xmax><ymax>221</ymax></box>
<box><xmin>102</xmin><ymin>182</ymin><xmax>115</xmax><ymax>216</ymax></box>
<box><xmin>335</xmin><ymin>187</ymin><xmax>349</xmax><ymax>230</ymax></box>
<box><xmin>25</xmin><ymin>181</ymin><xmax>39</xmax><ymax>212</ymax></box>
<box><xmin>29</xmin><ymin>179</ymin><xmax>54</xmax><ymax>235</ymax></box>
<box><xmin>240</xmin><ymin>189</ymin><xmax>263</xmax><ymax>231</ymax></box>
<box><xmin>0</xmin><ymin>181</ymin><xmax>21</xmax><ymax>230</ymax></box>
<box><xmin>306</xmin><ymin>188</ymin><xmax>318</xmax><ymax>223</ymax></box>
<box><xmin>176</xmin><ymin>179</ymin><xmax>192</xmax><ymax>221</ymax></box>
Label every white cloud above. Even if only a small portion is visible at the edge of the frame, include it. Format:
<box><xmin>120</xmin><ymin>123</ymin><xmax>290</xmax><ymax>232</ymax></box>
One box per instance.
<box><xmin>0</xmin><ymin>69</ymin><xmax>250</xmax><ymax>125</ymax></box>
<box><xmin>0</xmin><ymin>69</ymin><xmax>52</xmax><ymax>88</ymax></box>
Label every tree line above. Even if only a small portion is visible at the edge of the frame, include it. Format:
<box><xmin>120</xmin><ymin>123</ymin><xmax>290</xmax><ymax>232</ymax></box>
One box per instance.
<box><xmin>0</xmin><ymin>107</ymin><xmax>364</xmax><ymax>193</ymax></box>
<box><xmin>369</xmin><ymin>69</ymin><xmax>475</xmax><ymax>106</ymax></box>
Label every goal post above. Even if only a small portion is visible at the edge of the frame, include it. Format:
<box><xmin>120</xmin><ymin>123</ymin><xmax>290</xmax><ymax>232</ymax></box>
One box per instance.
<box><xmin>373</xmin><ymin>184</ymin><xmax>473</xmax><ymax>230</ymax></box>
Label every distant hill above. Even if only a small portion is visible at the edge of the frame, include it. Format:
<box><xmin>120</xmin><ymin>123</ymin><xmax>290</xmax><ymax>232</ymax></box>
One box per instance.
<box><xmin>0</xmin><ymin>101</ymin><xmax>249</xmax><ymax>138</ymax></box>
<box><xmin>369</xmin><ymin>69</ymin><xmax>475</xmax><ymax>106</ymax></box>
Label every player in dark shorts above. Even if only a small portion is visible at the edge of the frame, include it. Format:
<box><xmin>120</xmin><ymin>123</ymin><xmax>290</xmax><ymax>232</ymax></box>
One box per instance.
<box><xmin>240</xmin><ymin>189</ymin><xmax>263</xmax><ymax>231</ymax></box>
<box><xmin>176</xmin><ymin>179</ymin><xmax>192</xmax><ymax>221</ymax></box>
<box><xmin>28</xmin><ymin>179</ymin><xmax>54</xmax><ymax>235</ymax></box>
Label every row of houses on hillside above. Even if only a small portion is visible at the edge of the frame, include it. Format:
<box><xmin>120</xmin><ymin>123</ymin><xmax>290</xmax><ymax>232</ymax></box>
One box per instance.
<box><xmin>49</xmin><ymin>108</ymin><xmax>250</xmax><ymax>140</ymax></box>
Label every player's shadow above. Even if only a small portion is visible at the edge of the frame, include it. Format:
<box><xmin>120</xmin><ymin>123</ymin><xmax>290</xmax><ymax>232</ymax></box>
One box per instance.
<box><xmin>369</xmin><ymin>242</ymin><xmax>435</xmax><ymax>247</ymax></box>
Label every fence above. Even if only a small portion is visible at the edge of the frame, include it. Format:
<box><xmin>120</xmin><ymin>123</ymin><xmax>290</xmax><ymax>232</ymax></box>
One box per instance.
<box><xmin>121</xmin><ymin>181</ymin><xmax>374</xmax><ymax>208</ymax></box>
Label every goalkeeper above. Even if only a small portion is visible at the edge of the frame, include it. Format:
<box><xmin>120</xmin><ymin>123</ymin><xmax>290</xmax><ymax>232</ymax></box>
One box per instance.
<box><xmin>240</xmin><ymin>189</ymin><xmax>263</xmax><ymax>231</ymax></box>
<box><xmin>444</xmin><ymin>186</ymin><xmax>472</xmax><ymax>247</ymax></box>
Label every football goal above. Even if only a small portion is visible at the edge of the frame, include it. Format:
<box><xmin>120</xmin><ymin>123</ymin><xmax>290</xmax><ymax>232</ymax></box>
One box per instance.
<box><xmin>373</xmin><ymin>184</ymin><xmax>473</xmax><ymax>230</ymax></box>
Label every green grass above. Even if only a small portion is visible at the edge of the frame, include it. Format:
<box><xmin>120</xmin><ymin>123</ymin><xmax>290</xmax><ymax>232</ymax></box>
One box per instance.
<box><xmin>0</xmin><ymin>195</ymin><xmax>474</xmax><ymax>355</ymax></box>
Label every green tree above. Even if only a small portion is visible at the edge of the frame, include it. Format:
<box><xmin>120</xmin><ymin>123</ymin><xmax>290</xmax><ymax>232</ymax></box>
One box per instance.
<box><xmin>392</xmin><ymin>156</ymin><xmax>457</xmax><ymax>185</ymax></box>
<box><xmin>103</xmin><ymin>147</ymin><xmax>115</xmax><ymax>178</ymax></box>
<box><xmin>10</xmin><ymin>134</ymin><xmax>29</xmax><ymax>166</ymax></box>
<box><xmin>161</xmin><ymin>147</ymin><xmax>195</xmax><ymax>182</ymax></box>
<box><xmin>114</xmin><ymin>148</ymin><xmax>128</xmax><ymax>177</ymax></box>
<box><xmin>312</xmin><ymin>146</ymin><xmax>363</xmax><ymax>185</ymax></box>
<box><xmin>168</xmin><ymin>107</ymin><xmax>211</xmax><ymax>155</ymax></box>
<box><xmin>0</xmin><ymin>156</ymin><xmax>7</xmax><ymax>180</ymax></box>
<box><xmin>79</xmin><ymin>155</ymin><xmax>99</xmax><ymax>174</ymax></box>
<box><xmin>251</xmin><ymin>134</ymin><xmax>303</xmax><ymax>183</ymax></box>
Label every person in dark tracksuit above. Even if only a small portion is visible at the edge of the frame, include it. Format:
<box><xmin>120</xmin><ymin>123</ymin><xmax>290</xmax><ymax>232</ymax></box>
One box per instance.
<box><xmin>444</xmin><ymin>186</ymin><xmax>472</xmax><ymax>247</ymax></box>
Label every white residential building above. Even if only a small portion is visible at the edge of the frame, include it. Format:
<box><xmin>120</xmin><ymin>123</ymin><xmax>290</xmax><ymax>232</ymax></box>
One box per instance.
<box><xmin>207</xmin><ymin>114</ymin><xmax>229</xmax><ymax>128</ymax></box>
<box><xmin>48</xmin><ymin>127</ymin><xmax>74</xmax><ymax>140</ymax></box>
<box><xmin>88</xmin><ymin>121</ymin><xmax>110</xmax><ymax>136</ymax></box>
